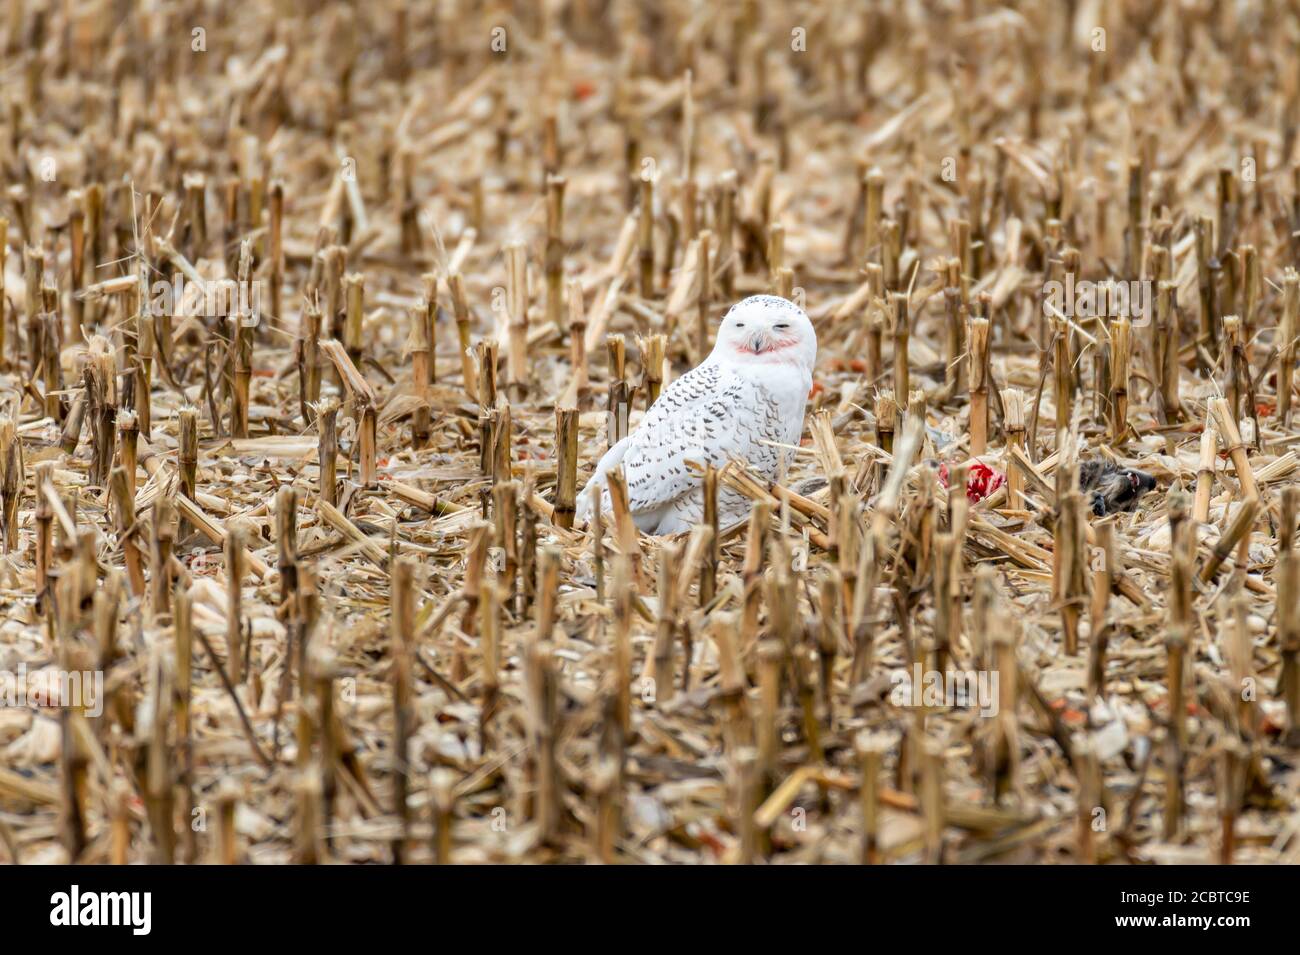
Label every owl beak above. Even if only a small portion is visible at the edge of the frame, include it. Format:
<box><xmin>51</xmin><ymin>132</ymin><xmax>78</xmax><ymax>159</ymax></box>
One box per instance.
<box><xmin>749</xmin><ymin>331</ymin><xmax>769</xmax><ymax>353</ymax></box>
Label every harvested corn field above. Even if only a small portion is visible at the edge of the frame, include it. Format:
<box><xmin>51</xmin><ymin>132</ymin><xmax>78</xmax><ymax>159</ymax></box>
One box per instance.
<box><xmin>0</xmin><ymin>0</ymin><xmax>1298</xmax><ymax>868</ymax></box>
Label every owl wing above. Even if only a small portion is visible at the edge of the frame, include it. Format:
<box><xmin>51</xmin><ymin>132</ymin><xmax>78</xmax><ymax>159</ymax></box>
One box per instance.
<box><xmin>621</xmin><ymin>361</ymin><xmax>766</xmax><ymax>514</ymax></box>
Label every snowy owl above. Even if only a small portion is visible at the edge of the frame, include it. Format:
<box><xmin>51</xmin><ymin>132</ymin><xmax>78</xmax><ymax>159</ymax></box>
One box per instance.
<box><xmin>577</xmin><ymin>295</ymin><xmax>817</xmax><ymax>535</ymax></box>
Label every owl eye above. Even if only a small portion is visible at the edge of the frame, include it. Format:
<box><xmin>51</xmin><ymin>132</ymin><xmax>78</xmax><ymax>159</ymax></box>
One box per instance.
<box><xmin>773</xmin><ymin>323</ymin><xmax>790</xmax><ymax>330</ymax></box>
<box><xmin>734</xmin><ymin>322</ymin><xmax>745</xmax><ymax>328</ymax></box>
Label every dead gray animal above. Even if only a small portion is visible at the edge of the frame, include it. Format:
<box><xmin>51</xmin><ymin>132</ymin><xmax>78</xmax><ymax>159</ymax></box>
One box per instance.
<box><xmin>1079</xmin><ymin>459</ymin><xmax>1157</xmax><ymax>516</ymax></box>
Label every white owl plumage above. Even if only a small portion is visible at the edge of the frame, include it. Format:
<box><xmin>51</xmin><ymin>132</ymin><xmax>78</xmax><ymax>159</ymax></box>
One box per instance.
<box><xmin>577</xmin><ymin>295</ymin><xmax>817</xmax><ymax>535</ymax></box>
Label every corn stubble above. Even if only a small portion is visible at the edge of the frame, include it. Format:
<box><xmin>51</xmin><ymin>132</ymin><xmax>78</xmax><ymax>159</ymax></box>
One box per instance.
<box><xmin>0</xmin><ymin>2</ymin><xmax>1298</xmax><ymax>865</ymax></box>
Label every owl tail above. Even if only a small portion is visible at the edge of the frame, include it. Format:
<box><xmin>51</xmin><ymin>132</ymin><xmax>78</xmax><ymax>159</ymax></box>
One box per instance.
<box><xmin>575</xmin><ymin>436</ymin><xmax>631</xmax><ymax>526</ymax></box>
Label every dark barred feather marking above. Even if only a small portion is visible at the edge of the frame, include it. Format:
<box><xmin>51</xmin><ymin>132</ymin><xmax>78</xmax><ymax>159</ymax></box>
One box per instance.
<box><xmin>620</xmin><ymin>359</ymin><xmax>802</xmax><ymax>525</ymax></box>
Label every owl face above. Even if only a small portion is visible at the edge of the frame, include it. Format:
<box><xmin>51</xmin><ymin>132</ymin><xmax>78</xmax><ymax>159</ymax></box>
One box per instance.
<box><xmin>716</xmin><ymin>295</ymin><xmax>817</xmax><ymax>368</ymax></box>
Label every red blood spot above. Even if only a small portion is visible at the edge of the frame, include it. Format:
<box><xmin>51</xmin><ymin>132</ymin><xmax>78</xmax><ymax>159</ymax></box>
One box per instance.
<box><xmin>573</xmin><ymin>79</ymin><xmax>597</xmax><ymax>101</ymax></box>
<box><xmin>937</xmin><ymin>461</ymin><xmax>1006</xmax><ymax>502</ymax></box>
<box><xmin>809</xmin><ymin>381</ymin><xmax>824</xmax><ymax>398</ymax></box>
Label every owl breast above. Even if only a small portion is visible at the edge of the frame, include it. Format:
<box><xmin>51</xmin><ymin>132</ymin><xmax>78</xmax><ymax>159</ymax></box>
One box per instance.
<box><xmin>627</xmin><ymin>368</ymin><xmax>806</xmax><ymax>533</ymax></box>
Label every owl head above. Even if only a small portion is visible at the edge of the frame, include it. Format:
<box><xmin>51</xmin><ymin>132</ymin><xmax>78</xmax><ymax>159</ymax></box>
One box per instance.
<box><xmin>714</xmin><ymin>295</ymin><xmax>817</xmax><ymax>369</ymax></box>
